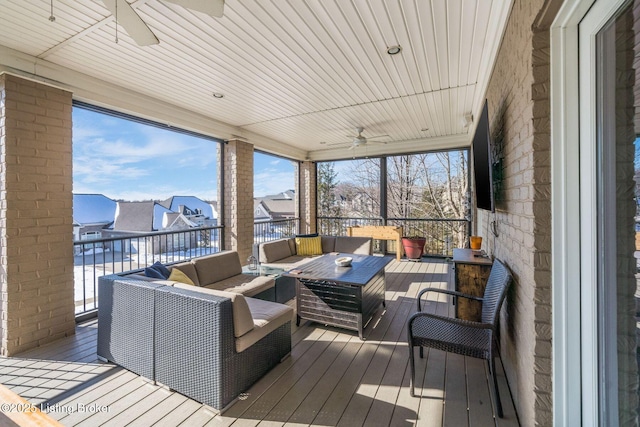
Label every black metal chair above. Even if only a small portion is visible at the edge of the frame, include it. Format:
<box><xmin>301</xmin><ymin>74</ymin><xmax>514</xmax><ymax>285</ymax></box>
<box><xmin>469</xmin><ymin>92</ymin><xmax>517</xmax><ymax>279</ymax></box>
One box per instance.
<box><xmin>407</xmin><ymin>258</ymin><xmax>512</xmax><ymax>417</ymax></box>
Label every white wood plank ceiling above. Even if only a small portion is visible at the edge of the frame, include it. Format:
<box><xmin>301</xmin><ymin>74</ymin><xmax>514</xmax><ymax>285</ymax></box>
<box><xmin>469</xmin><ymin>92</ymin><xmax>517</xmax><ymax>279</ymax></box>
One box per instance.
<box><xmin>0</xmin><ymin>0</ymin><xmax>512</xmax><ymax>161</ymax></box>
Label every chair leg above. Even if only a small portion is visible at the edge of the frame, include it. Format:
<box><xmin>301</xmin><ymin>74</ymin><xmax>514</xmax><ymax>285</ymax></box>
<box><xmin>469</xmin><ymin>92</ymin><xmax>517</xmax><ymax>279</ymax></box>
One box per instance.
<box><xmin>409</xmin><ymin>345</ymin><xmax>416</xmax><ymax>397</ymax></box>
<box><xmin>419</xmin><ymin>346</ymin><xmax>423</xmax><ymax>359</ymax></box>
<box><xmin>489</xmin><ymin>356</ymin><xmax>503</xmax><ymax>418</ymax></box>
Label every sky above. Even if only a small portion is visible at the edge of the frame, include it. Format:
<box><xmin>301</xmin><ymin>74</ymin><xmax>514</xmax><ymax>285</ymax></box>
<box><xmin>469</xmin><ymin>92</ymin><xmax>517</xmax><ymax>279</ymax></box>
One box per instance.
<box><xmin>73</xmin><ymin>107</ymin><xmax>295</xmax><ymax>201</ymax></box>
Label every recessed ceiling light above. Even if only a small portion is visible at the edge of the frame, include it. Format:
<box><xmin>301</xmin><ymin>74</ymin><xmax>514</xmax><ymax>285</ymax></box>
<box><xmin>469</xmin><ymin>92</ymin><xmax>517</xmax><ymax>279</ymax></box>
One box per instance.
<box><xmin>212</xmin><ymin>92</ymin><xmax>224</xmax><ymax>98</ymax></box>
<box><xmin>319</xmin><ymin>141</ymin><xmax>326</xmax><ymax>145</ymax></box>
<box><xmin>387</xmin><ymin>45</ymin><xmax>402</xmax><ymax>55</ymax></box>
<box><xmin>421</xmin><ymin>128</ymin><xmax>429</xmax><ymax>132</ymax></box>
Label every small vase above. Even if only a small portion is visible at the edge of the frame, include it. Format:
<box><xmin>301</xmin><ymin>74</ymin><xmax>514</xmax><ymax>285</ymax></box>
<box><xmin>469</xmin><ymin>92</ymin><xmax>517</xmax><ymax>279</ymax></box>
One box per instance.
<box><xmin>470</xmin><ymin>236</ymin><xmax>482</xmax><ymax>250</ymax></box>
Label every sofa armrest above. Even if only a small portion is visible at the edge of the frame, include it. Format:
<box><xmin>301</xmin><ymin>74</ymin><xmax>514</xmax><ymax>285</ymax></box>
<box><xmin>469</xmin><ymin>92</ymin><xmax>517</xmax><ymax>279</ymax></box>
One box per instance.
<box><xmin>154</xmin><ymin>285</ymin><xmax>237</xmax><ymax>410</ymax></box>
<box><xmin>172</xmin><ymin>283</ymin><xmax>255</xmax><ymax>337</ymax></box>
<box><xmin>97</xmin><ymin>275</ymin><xmax>164</xmax><ymax>380</ymax></box>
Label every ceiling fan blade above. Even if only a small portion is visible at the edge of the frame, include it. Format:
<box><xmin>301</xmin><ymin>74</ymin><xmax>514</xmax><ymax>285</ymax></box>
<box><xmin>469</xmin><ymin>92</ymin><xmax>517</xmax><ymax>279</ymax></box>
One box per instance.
<box><xmin>366</xmin><ymin>134</ymin><xmax>390</xmax><ymax>140</ymax></box>
<box><xmin>102</xmin><ymin>0</ymin><xmax>159</xmax><ymax>46</ymax></box>
<box><xmin>165</xmin><ymin>0</ymin><xmax>225</xmax><ymax>17</ymax></box>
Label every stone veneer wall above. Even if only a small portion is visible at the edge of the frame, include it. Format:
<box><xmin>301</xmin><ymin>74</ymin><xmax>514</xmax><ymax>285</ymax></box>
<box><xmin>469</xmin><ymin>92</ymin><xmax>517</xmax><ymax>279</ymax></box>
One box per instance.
<box><xmin>477</xmin><ymin>1</ymin><xmax>560</xmax><ymax>424</ymax></box>
<box><xmin>297</xmin><ymin>161</ymin><xmax>317</xmax><ymax>234</ymax></box>
<box><xmin>221</xmin><ymin>139</ymin><xmax>254</xmax><ymax>262</ymax></box>
<box><xmin>0</xmin><ymin>74</ymin><xmax>75</xmax><ymax>355</ymax></box>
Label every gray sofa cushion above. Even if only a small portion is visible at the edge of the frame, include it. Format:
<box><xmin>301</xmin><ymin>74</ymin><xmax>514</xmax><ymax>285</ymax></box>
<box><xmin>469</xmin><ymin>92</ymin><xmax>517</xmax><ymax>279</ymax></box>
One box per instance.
<box><xmin>260</xmin><ymin>239</ymin><xmax>292</xmax><ymax>263</ymax></box>
<box><xmin>204</xmin><ymin>273</ymin><xmax>274</xmax><ymax>297</ymax></box>
<box><xmin>193</xmin><ymin>251</ymin><xmax>242</xmax><ymax>285</ymax></box>
<box><xmin>321</xmin><ymin>236</ymin><xmax>336</xmax><ymax>253</ymax></box>
<box><xmin>169</xmin><ymin>262</ymin><xmax>200</xmax><ymax>286</ymax></box>
<box><xmin>236</xmin><ymin>297</ymin><xmax>293</xmax><ymax>353</ymax></box>
<box><xmin>335</xmin><ymin>236</ymin><xmax>372</xmax><ymax>255</ymax></box>
<box><xmin>260</xmin><ymin>255</ymin><xmax>314</xmax><ymax>271</ymax></box>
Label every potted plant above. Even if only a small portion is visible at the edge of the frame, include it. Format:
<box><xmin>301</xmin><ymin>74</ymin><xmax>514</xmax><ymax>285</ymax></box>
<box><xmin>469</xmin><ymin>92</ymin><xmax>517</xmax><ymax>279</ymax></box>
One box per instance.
<box><xmin>402</xmin><ymin>236</ymin><xmax>426</xmax><ymax>260</ymax></box>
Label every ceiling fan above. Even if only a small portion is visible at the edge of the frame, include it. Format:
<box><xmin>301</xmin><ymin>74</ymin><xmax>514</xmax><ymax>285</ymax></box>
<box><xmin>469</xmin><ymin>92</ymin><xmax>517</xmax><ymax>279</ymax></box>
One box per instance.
<box><xmin>328</xmin><ymin>127</ymin><xmax>389</xmax><ymax>150</ymax></box>
<box><xmin>100</xmin><ymin>0</ymin><xmax>225</xmax><ymax>46</ymax></box>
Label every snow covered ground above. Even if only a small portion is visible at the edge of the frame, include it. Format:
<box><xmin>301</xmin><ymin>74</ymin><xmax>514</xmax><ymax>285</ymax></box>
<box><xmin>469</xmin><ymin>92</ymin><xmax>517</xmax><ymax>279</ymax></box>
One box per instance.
<box><xmin>73</xmin><ymin>246</ymin><xmax>218</xmax><ymax>313</ymax></box>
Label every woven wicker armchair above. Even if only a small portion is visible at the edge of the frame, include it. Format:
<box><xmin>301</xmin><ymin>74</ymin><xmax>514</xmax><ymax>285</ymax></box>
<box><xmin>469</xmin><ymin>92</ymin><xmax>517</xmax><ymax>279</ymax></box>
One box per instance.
<box><xmin>407</xmin><ymin>258</ymin><xmax>512</xmax><ymax>417</ymax></box>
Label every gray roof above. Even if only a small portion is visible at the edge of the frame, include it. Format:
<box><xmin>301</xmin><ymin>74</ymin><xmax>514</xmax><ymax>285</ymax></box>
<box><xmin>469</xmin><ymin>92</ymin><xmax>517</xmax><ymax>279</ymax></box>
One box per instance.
<box><xmin>263</xmin><ymin>190</ymin><xmax>295</xmax><ymax>200</ymax></box>
<box><xmin>113</xmin><ymin>202</ymin><xmax>173</xmax><ymax>232</ymax></box>
<box><xmin>160</xmin><ymin>196</ymin><xmax>217</xmax><ymax>219</ymax></box>
<box><xmin>260</xmin><ymin>198</ymin><xmax>295</xmax><ymax>216</ymax></box>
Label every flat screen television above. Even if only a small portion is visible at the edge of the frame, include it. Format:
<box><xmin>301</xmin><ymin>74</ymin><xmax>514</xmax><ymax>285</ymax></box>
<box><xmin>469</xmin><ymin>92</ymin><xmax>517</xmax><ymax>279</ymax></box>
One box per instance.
<box><xmin>472</xmin><ymin>100</ymin><xmax>494</xmax><ymax>212</ymax></box>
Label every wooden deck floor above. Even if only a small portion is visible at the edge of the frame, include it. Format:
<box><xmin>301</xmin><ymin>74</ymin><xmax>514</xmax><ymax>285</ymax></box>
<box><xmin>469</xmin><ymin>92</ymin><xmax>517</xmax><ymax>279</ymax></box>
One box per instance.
<box><xmin>0</xmin><ymin>258</ymin><xmax>520</xmax><ymax>426</ymax></box>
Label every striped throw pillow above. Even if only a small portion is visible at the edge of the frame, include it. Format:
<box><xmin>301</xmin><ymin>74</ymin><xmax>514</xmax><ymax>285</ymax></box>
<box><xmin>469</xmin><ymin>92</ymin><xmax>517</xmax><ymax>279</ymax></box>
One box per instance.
<box><xmin>295</xmin><ymin>236</ymin><xmax>323</xmax><ymax>256</ymax></box>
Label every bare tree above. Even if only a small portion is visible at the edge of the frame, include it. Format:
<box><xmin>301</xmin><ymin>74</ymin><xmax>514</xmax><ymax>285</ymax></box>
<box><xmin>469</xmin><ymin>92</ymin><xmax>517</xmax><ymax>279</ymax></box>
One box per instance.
<box><xmin>316</xmin><ymin>151</ymin><xmax>470</xmax><ymax>251</ymax></box>
<box><xmin>387</xmin><ymin>154</ymin><xmax>427</xmax><ymax>219</ymax></box>
<box><xmin>344</xmin><ymin>158</ymin><xmax>380</xmax><ymax>218</ymax></box>
<box><xmin>421</xmin><ymin>151</ymin><xmax>468</xmax><ymax>219</ymax></box>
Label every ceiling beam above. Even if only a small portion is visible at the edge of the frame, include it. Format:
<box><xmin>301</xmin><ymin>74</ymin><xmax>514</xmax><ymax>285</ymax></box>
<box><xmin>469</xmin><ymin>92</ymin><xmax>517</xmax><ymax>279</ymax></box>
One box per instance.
<box><xmin>0</xmin><ymin>45</ymin><xmax>308</xmax><ymax>160</ymax></box>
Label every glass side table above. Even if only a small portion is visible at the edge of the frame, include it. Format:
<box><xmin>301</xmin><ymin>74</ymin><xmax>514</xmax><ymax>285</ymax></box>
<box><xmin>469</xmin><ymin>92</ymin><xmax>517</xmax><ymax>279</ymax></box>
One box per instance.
<box><xmin>241</xmin><ymin>264</ymin><xmax>294</xmax><ymax>303</ymax></box>
<box><xmin>242</xmin><ymin>264</ymin><xmax>285</xmax><ymax>278</ymax></box>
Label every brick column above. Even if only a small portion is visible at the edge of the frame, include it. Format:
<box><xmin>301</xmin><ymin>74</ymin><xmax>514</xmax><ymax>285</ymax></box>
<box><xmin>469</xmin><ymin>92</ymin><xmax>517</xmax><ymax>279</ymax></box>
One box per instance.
<box><xmin>0</xmin><ymin>74</ymin><xmax>75</xmax><ymax>355</ymax></box>
<box><xmin>480</xmin><ymin>1</ymin><xmax>561</xmax><ymax>423</ymax></box>
<box><xmin>297</xmin><ymin>161</ymin><xmax>316</xmax><ymax>234</ymax></box>
<box><xmin>221</xmin><ymin>139</ymin><xmax>254</xmax><ymax>262</ymax></box>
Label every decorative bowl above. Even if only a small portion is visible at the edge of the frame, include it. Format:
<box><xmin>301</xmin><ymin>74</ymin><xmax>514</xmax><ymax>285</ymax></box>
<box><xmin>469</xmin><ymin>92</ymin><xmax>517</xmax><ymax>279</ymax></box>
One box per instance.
<box><xmin>335</xmin><ymin>256</ymin><xmax>353</xmax><ymax>267</ymax></box>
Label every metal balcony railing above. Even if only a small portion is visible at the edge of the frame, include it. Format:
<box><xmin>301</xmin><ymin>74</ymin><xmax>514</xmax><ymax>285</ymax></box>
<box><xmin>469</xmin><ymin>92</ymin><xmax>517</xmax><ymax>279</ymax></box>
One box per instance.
<box><xmin>73</xmin><ymin>226</ymin><xmax>223</xmax><ymax>316</ymax></box>
<box><xmin>254</xmin><ymin>218</ymin><xmax>299</xmax><ymax>244</ymax></box>
<box><xmin>316</xmin><ymin>216</ymin><xmax>383</xmax><ymax>236</ymax></box>
<box><xmin>317</xmin><ymin>216</ymin><xmax>470</xmax><ymax>257</ymax></box>
<box><xmin>74</xmin><ymin>217</ymin><xmax>467</xmax><ymax>317</ymax></box>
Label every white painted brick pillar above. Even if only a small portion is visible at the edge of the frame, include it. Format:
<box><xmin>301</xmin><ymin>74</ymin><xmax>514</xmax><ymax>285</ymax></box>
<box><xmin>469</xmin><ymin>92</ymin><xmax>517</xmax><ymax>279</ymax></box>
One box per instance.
<box><xmin>0</xmin><ymin>74</ymin><xmax>75</xmax><ymax>355</ymax></box>
<box><xmin>222</xmin><ymin>139</ymin><xmax>254</xmax><ymax>262</ymax></box>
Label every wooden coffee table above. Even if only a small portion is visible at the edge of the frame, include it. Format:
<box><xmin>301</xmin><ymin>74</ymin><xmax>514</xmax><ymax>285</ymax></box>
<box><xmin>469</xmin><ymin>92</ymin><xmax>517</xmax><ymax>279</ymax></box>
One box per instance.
<box><xmin>285</xmin><ymin>253</ymin><xmax>393</xmax><ymax>339</ymax></box>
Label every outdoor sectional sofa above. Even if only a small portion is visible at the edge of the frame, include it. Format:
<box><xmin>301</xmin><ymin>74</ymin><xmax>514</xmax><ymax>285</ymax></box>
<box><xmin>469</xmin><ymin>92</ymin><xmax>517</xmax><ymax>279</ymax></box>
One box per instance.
<box><xmin>158</xmin><ymin>250</ymin><xmax>277</xmax><ymax>300</ymax></box>
<box><xmin>257</xmin><ymin>235</ymin><xmax>374</xmax><ymax>270</ymax></box>
<box><xmin>97</xmin><ymin>250</ymin><xmax>293</xmax><ymax>412</ymax></box>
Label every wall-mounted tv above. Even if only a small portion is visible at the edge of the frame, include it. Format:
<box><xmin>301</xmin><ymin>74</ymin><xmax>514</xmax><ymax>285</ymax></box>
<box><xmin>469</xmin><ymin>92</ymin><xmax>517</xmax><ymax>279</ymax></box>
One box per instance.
<box><xmin>472</xmin><ymin>100</ymin><xmax>494</xmax><ymax>212</ymax></box>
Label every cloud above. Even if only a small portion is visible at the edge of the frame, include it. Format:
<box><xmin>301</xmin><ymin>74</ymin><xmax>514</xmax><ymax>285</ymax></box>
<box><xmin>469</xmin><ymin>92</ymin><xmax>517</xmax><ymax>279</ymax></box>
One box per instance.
<box><xmin>254</xmin><ymin>168</ymin><xmax>295</xmax><ymax>197</ymax></box>
<box><xmin>72</xmin><ymin>108</ymin><xmax>219</xmax><ymax>201</ymax></box>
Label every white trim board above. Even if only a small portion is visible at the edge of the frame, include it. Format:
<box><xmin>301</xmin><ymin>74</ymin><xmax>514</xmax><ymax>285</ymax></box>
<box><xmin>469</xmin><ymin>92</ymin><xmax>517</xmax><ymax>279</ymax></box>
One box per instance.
<box><xmin>550</xmin><ymin>0</ymin><xmax>629</xmax><ymax>425</ymax></box>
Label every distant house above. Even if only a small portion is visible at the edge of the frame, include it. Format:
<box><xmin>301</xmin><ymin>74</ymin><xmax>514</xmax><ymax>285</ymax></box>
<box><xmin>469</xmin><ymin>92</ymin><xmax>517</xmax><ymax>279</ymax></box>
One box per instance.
<box><xmin>160</xmin><ymin>196</ymin><xmax>218</xmax><ymax>226</ymax></box>
<box><xmin>72</xmin><ymin>194</ymin><xmax>117</xmax><ymax>242</ymax></box>
<box><xmin>73</xmin><ymin>194</ymin><xmax>219</xmax><ymax>256</ymax></box>
<box><xmin>254</xmin><ymin>190</ymin><xmax>295</xmax><ymax>222</ymax></box>
<box><xmin>111</xmin><ymin>201</ymin><xmax>193</xmax><ymax>254</ymax></box>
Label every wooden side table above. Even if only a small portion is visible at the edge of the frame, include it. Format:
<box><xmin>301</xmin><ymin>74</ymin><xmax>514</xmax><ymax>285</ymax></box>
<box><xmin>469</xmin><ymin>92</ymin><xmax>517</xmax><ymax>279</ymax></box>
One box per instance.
<box><xmin>452</xmin><ymin>248</ymin><xmax>493</xmax><ymax>321</ymax></box>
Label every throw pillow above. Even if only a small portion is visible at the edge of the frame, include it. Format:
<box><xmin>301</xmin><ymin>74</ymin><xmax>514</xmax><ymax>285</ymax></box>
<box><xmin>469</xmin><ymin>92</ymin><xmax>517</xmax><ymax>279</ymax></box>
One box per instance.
<box><xmin>144</xmin><ymin>261</ymin><xmax>170</xmax><ymax>279</ymax></box>
<box><xmin>295</xmin><ymin>236</ymin><xmax>323</xmax><ymax>256</ymax></box>
<box><xmin>151</xmin><ymin>261</ymin><xmax>171</xmax><ymax>278</ymax></box>
<box><xmin>168</xmin><ymin>268</ymin><xmax>195</xmax><ymax>286</ymax></box>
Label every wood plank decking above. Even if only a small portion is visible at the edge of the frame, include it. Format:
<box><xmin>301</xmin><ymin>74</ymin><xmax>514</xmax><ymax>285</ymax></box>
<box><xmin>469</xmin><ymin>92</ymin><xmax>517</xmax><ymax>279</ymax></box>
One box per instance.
<box><xmin>0</xmin><ymin>258</ymin><xmax>520</xmax><ymax>426</ymax></box>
